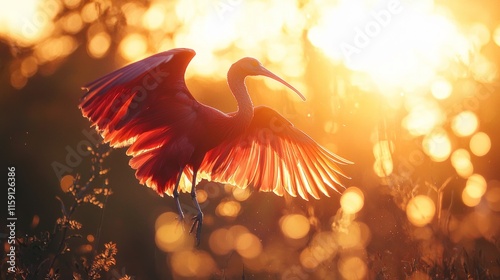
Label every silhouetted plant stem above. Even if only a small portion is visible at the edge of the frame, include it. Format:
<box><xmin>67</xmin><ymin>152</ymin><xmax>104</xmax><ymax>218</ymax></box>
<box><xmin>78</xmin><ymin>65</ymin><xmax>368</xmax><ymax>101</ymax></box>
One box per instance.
<box><xmin>46</xmin><ymin>150</ymin><xmax>101</xmax><ymax>277</ymax></box>
<box><xmin>46</xmin><ymin>197</ymin><xmax>79</xmax><ymax>277</ymax></box>
<box><xmin>91</xmin><ymin>187</ymin><xmax>111</xmax><ymax>267</ymax></box>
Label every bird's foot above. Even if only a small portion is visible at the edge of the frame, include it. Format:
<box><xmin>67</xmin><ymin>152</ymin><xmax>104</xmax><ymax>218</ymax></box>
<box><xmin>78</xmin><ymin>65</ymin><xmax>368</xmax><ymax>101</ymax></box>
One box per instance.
<box><xmin>175</xmin><ymin>215</ymin><xmax>187</xmax><ymax>233</ymax></box>
<box><xmin>177</xmin><ymin>211</ymin><xmax>185</xmax><ymax>222</ymax></box>
<box><xmin>173</xmin><ymin>199</ymin><xmax>186</xmax><ymax>232</ymax></box>
<box><xmin>189</xmin><ymin>212</ymin><xmax>203</xmax><ymax>246</ymax></box>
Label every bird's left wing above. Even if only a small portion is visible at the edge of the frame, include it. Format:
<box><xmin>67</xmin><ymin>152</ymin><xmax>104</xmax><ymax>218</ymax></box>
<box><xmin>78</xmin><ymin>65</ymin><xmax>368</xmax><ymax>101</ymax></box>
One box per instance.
<box><xmin>199</xmin><ymin>106</ymin><xmax>352</xmax><ymax>200</ymax></box>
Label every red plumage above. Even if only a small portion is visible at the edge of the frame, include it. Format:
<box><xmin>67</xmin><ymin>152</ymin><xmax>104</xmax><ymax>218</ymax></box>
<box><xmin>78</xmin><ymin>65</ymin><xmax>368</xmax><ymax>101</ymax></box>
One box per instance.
<box><xmin>80</xmin><ymin>48</ymin><xmax>351</xmax><ymax>199</ymax></box>
<box><xmin>80</xmin><ymin>48</ymin><xmax>351</xmax><ymax>200</ymax></box>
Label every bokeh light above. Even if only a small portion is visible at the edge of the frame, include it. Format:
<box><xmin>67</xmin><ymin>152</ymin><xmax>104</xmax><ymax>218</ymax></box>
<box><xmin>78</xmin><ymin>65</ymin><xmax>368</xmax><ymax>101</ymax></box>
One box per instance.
<box><xmin>470</xmin><ymin>55</ymin><xmax>498</xmax><ymax>83</ymax></box>
<box><xmin>170</xmin><ymin>249</ymin><xmax>216</xmax><ymax>277</ymax></box>
<box><xmin>469</xmin><ymin>132</ymin><xmax>491</xmax><ymax>157</ymax></box>
<box><xmin>451</xmin><ymin>148</ymin><xmax>474</xmax><ymax>178</ymax></box>
<box><xmin>232</xmin><ymin>187</ymin><xmax>251</xmax><ymax>201</ymax></box>
<box><xmin>336</xmin><ymin>221</ymin><xmax>371</xmax><ymax>249</ymax></box>
<box><xmin>208</xmin><ymin>224</ymin><xmax>260</xmax><ymax>258</ymax></box>
<box><xmin>60</xmin><ymin>174</ymin><xmax>74</xmax><ymax>192</ymax></box>
<box><xmin>422</xmin><ymin>130</ymin><xmax>452</xmax><ymax>162</ymax></box>
<box><xmin>142</xmin><ymin>4</ymin><xmax>166</xmax><ymax>30</ymax></box>
<box><xmin>216</xmin><ymin>200</ymin><xmax>241</xmax><ymax>217</ymax></box>
<box><xmin>462</xmin><ymin>188</ymin><xmax>482</xmax><ymax>207</ymax></box>
<box><xmin>235</xmin><ymin>232</ymin><xmax>262</xmax><ymax>259</ymax></box>
<box><xmin>338</xmin><ymin>256</ymin><xmax>367</xmax><ymax>280</ymax></box>
<box><xmin>340</xmin><ymin>187</ymin><xmax>364</xmax><ymax>214</ymax></box>
<box><xmin>119</xmin><ymin>33</ymin><xmax>148</xmax><ymax>61</ymax></box>
<box><xmin>81</xmin><ymin>2</ymin><xmax>99</xmax><ymax>23</ymax></box>
<box><xmin>88</xmin><ymin>32</ymin><xmax>111</xmax><ymax>59</ymax></box>
<box><xmin>61</xmin><ymin>12</ymin><xmax>83</xmax><ymax>34</ymax></box>
<box><xmin>406</xmin><ymin>195</ymin><xmax>436</xmax><ymax>227</ymax></box>
<box><xmin>402</xmin><ymin>99</ymin><xmax>444</xmax><ymax>136</ymax></box>
<box><xmin>63</xmin><ymin>0</ymin><xmax>81</xmax><ymax>10</ymax></box>
<box><xmin>196</xmin><ymin>189</ymin><xmax>208</xmax><ymax>204</ymax></box>
<box><xmin>451</xmin><ymin>111</ymin><xmax>478</xmax><ymax>137</ymax></box>
<box><xmin>464</xmin><ymin>174</ymin><xmax>487</xmax><ymax>199</ymax></box>
<box><xmin>431</xmin><ymin>78</ymin><xmax>452</xmax><ymax>100</ymax></box>
<box><xmin>300</xmin><ymin>231</ymin><xmax>339</xmax><ymax>270</ymax></box>
<box><xmin>86</xmin><ymin>234</ymin><xmax>94</xmax><ymax>243</ymax></box>
<box><xmin>300</xmin><ymin>247</ymin><xmax>320</xmax><ymax>269</ymax></box>
<box><xmin>20</xmin><ymin>56</ymin><xmax>38</xmax><ymax>78</ymax></box>
<box><xmin>34</xmin><ymin>36</ymin><xmax>77</xmax><ymax>63</ymax></box>
<box><xmin>155</xmin><ymin>212</ymin><xmax>187</xmax><ymax>252</ymax></box>
<box><xmin>208</xmin><ymin>228</ymin><xmax>234</xmax><ymax>255</ymax></box>
<box><xmin>280</xmin><ymin>214</ymin><xmax>310</xmax><ymax>239</ymax></box>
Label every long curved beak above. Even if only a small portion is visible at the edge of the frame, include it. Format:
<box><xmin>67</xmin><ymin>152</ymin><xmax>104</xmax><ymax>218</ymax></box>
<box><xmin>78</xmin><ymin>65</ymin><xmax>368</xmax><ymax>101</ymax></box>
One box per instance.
<box><xmin>259</xmin><ymin>67</ymin><xmax>306</xmax><ymax>101</ymax></box>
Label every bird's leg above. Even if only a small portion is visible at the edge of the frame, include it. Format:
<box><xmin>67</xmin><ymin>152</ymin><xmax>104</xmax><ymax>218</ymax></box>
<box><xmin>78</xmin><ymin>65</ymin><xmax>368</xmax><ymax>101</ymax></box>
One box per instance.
<box><xmin>189</xmin><ymin>171</ymin><xmax>203</xmax><ymax>246</ymax></box>
<box><xmin>173</xmin><ymin>168</ymin><xmax>185</xmax><ymax>222</ymax></box>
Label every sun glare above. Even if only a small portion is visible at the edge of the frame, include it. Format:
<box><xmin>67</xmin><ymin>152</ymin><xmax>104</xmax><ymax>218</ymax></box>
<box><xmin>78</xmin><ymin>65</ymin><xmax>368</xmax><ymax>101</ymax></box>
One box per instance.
<box><xmin>308</xmin><ymin>0</ymin><xmax>474</xmax><ymax>90</ymax></box>
<box><xmin>3</xmin><ymin>0</ymin><xmax>495</xmax><ymax>96</ymax></box>
<box><xmin>0</xmin><ymin>0</ymin><xmax>52</xmax><ymax>45</ymax></box>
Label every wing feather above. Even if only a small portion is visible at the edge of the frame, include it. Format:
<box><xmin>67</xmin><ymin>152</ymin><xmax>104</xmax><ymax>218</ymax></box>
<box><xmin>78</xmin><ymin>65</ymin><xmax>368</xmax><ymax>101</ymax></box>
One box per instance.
<box><xmin>292</xmin><ymin>143</ymin><xmax>321</xmax><ymax>199</ymax></box>
<box><xmin>199</xmin><ymin>106</ymin><xmax>351</xmax><ymax>200</ymax></box>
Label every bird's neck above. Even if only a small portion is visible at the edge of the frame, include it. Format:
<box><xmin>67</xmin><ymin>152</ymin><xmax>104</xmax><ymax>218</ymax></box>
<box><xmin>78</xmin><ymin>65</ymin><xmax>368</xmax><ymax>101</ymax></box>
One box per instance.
<box><xmin>227</xmin><ymin>68</ymin><xmax>254</xmax><ymax>131</ymax></box>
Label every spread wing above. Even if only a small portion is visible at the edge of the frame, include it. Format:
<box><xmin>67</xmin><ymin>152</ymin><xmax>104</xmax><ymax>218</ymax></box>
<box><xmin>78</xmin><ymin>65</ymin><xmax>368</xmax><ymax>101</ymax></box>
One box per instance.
<box><xmin>80</xmin><ymin>48</ymin><xmax>197</xmax><ymax>148</ymax></box>
<box><xmin>79</xmin><ymin>48</ymin><xmax>199</xmax><ymax>194</ymax></box>
<box><xmin>199</xmin><ymin>106</ymin><xmax>351</xmax><ymax>200</ymax></box>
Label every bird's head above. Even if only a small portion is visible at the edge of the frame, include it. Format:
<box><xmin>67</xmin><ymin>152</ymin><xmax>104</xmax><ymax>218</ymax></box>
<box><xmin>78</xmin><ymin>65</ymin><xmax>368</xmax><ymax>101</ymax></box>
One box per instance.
<box><xmin>233</xmin><ymin>57</ymin><xmax>306</xmax><ymax>101</ymax></box>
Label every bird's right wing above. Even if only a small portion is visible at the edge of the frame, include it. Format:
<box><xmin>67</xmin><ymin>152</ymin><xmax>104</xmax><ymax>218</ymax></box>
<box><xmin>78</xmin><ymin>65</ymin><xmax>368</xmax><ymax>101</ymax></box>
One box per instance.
<box><xmin>80</xmin><ymin>48</ymin><xmax>199</xmax><ymax>148</ymax></box>
<box><xmin>79</xmin><ymin>48</ymin><xmax>200</xmax><ymax>194</ymax></box>
<box><xmin>199</xmin><ymin>106</ymin><xmax>352</xmax><ymax>200</ymax></box>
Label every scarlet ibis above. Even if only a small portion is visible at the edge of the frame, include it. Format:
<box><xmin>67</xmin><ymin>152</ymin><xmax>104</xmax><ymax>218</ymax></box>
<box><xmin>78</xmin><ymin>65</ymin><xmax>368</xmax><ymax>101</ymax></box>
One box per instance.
<box><xmin>80</xmin><ymin>48</ymin><xmax>351</xmax><ymax>245</ymax></box>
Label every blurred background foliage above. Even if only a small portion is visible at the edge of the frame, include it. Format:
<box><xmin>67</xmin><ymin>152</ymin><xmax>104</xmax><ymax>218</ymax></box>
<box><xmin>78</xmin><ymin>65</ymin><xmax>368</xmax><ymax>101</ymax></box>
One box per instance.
<box><xmin>1</xmin><ymin>0</ymin><xmax>500</xmax><ymax>279</ymax></box>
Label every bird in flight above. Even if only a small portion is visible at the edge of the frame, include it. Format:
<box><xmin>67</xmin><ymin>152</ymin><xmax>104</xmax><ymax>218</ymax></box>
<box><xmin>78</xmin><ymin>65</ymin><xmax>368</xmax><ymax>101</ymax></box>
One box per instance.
<box><xmin>80</xmin><ymin>48</ymin><xmax>351</xmax><ymax>245</ymax></box>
